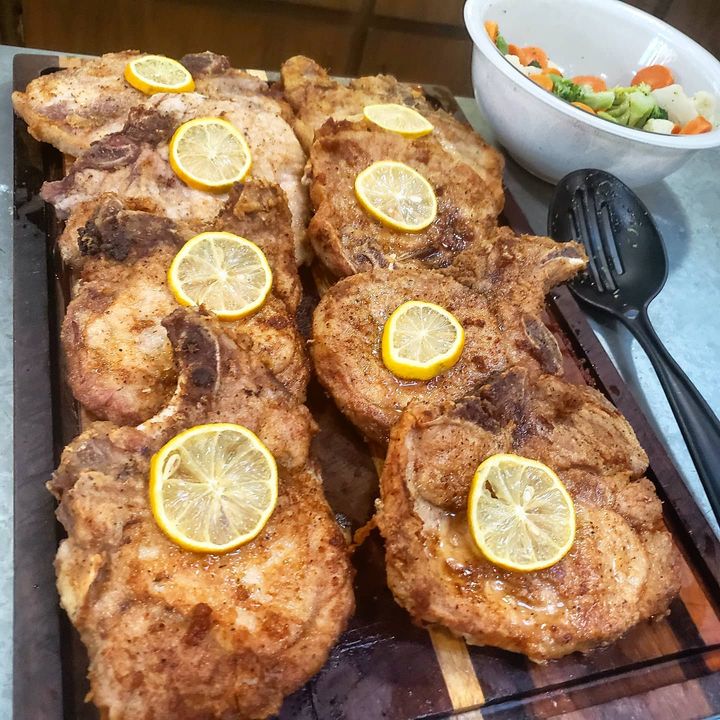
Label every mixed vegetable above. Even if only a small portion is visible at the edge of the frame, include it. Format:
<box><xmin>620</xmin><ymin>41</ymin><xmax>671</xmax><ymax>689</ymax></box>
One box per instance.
<box><xmin>485</xmin><ymin>21</ymin><xmax>717</xmax><ymax>135</ymax></box>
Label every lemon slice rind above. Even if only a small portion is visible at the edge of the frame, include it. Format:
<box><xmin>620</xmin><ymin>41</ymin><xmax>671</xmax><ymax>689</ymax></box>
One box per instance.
<box><xmin>363</xmin><ymin>103</ymin><xmax>434</xmax><ymax>138</ymax></box>
<box><xmin>168</xmin><ymin>231</ymin><xmax>272</xmax><ymax>320</ymax></box>
<box><xmin>169</xmin><ymin>117</ymin><xmax>252</xmax><ymax>193</ymax></box>
<box><xmin>468</xmin><ymin>453</ymin><xmax>576</xmax><ymax>573</ymax></box>
<box><xmin>382</xmin><ymin>300</ymin><xmax>464</xmax><ymax>381</ymax></box>
<box><xmin>124</xmin><ymin>54</ymin><xmax>195</xmax><ymax>94</ymax></box>
<box><xmin>355</xmin><ymin>160</ymin><xmax>437</xmax><ymax>233</ymax></box>
<box><xmin>150</xmin><ymin>423</ymin><xmax>278</xmax><ymax>554</ymax></box>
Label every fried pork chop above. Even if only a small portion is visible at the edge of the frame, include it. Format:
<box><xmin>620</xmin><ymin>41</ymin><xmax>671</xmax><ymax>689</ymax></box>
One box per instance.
<box><xmin>377</xmin><ymin>367</ymin><xmax>680</xmax><ymax>661</ymax></box>
<box><xmin>12</xmin><ymin>50</ymin><xmax>270</xmax><ymax>158</ymax></box>
<box><xmin>281</xmin><ymin>54</ymin><xmax>431</xmax><ymax>152</ymax></box>
<box><xmin>280</xmin><ymin>54</ymin><xmax>504</xmax><ymax>196</ymax></box>
<box><xmin>49</xmin><ymin>308</ymin><xmax>354</xmax><ymax>719</ymax></box>
<box><xmin>60</xmin><ymin>179</ymin><xmax>302</xmax><ymax>310</ymax></box>
<box><xmin>311</xmin><ymin>234</ymin><xmax>585</xmax><ymax>443</ymax></box>
<box><xmin>448</xmin><ymin>225</ymin><xmax>587</xmax><ymax>359</ymax></box>
<box><xmin>307</xmin><ymin>118</ymin><xmax>504</xmax><ymax>278</ymax></box>
<box><xmin>63</xmin><ymin>182</ymin><xmax>308</xmax><ymax>426</ymax></box>
<box><xmin>40</xmin><ymin>89</ymin><xmax>311</xmax><ymax>262</ymax></box>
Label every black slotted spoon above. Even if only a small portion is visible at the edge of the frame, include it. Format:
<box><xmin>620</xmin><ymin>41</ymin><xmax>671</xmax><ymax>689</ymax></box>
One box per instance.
<box><xmin>549</xmin><ymin>169</ymin><xmax>720</xmax><ymax>525</ymax></box>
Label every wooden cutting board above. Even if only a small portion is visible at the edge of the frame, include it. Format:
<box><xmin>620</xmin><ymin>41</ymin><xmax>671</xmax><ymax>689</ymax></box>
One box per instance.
<box><xmin>12</xmin><ymin>53</ymin><xmax>720</xmax><ymax>720</ymax></box>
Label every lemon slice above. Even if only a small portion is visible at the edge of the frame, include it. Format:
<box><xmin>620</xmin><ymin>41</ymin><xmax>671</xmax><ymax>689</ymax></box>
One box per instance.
<box><xmin>124</xmin><ymin>54</ymin><xmax>195</xmax><ymax>94</ymax></box>
<box><xmin>168</xmin><ymin>231</ymin><xmax>272</xmax><ymax>320</ymax></box>
<box><xmin>355</xmin><ymin>161</ymin><xmax>437</xmax><ymax>232</ymax></box>
<box><xmin>468</xmin><ymin>454</ymin><xmax>576</xmax><ymax>572</ymax></box>
<box><xmin>169</xmin><ymin>117</ymin><xmax>252</xmax><ymax>192</ymax></box>
<box><xmin>363</xmin><ymin>103</ymin><xmax>434</xmax><ymax>138</ymax></box>
<box><xmin>382</xmin><ymin>300</ymin><xmax>464</xmax><ymax>380</ymax></box>
<box><xmin>150</xmin><ymin>423</ymin><xmax>278</xmax><ymax>553</ymax></box>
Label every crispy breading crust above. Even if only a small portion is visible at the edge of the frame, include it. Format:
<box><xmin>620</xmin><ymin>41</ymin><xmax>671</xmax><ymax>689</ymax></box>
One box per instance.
<box><xmin>39</xmin><ymin>90</ymin><xmax>311</xmax><ymax>264</ymax></box>
<box><xmin>50</xmin><ymin>308</ymin><xmax>354</xmax><ymax>719</ymax></box>
<box><xmin>61</xmin><ymin>185</ymin><xmax>309</xmax><ymax>425</ymax></box>
<box><xmin>280</xmin><ymin>55</ymin><xmax>504</xmax><ymax>276</ymax></box>
<box><xmin>311</xmin><ymin>232</ymin><xmax>586</xmax><ymax>444</ymax></box>
<box><xmin>307</xmin><ymin>118</ymin><xmax>502</xmax><ymax>278</ymax></box>
<box><xmin>281</xmin><ymin>54</ymin><xmax>432</xmax><ymax>152</ymax></box>
<box><xmin>377</xmin><ymin>368</ymin><xmax>680</xmax><ymax>662</ymax></box>
<box><xmin>311</xmin><ymin>268</ymin><xmax>510</xmax><ymax>443</ymax></box>
<box><xmin>279</xmin><ymin>54</ymin><xmax>504</xmax><ymax>200</ymax></box>
<box><xmin>12</xmin><ymin>50</ymin><xmax>271</xmax><ymax>158</ymax></box>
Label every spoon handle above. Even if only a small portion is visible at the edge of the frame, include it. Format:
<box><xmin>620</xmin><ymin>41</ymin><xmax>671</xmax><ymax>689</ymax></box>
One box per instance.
<box><xmin>622</xmin><ymin>309</ymin><xmax>720</xmax><ymax>526</ymax></box>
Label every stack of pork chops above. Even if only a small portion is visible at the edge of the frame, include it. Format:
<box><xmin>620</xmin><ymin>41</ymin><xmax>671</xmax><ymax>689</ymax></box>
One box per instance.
<box><xmin>12</xmin><ymin>50</ymin><xmax>680</xmax><ymax>719</ymax></box>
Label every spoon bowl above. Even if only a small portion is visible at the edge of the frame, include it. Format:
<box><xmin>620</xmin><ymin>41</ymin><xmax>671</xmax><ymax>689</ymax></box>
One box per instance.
<box><xmin>549</xmin><ymin>169</ymin><xmax>667</xmax><ymax>319</ymax></box>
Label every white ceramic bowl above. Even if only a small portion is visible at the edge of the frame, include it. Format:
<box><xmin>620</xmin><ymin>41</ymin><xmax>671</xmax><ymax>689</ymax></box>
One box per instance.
<box><xmin>464</xmin><ymin>0</ymin><xmax>720</xmax><ymax>186</ymax></box>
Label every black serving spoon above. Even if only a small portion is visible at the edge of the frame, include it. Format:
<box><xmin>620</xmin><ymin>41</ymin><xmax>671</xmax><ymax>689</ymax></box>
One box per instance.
<box><xmin>549</xmin><ymin>168</ymin><xmax>720</xmax><ymax>525</ymax></box>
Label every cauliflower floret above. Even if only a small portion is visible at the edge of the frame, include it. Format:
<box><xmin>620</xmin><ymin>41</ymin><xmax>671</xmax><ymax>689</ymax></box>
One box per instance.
<box><xmin>652</xmin><ymin>84</ymin><xmax>698</xmax><ymax>125</ymax></box>
<box><xmin>643</xmin><ymin>118</ymin><xmax>676</xmax><ymax>134</ymax></box>
<box><xmin>693</xmin><ymin>91</ymin><xmax>717</xmax><ymax>126</ymax></box>
<box><xmin>505</xmin><ymin>54</ymin><xmax>530</xmax><ymax>76</ymax></box>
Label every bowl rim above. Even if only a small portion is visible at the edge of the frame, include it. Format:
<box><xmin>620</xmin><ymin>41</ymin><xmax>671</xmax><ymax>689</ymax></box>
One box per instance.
<box><xmin>464</xmin><ymin>0</ymin><xmax>720</xmax><ymax>150</ymax></box>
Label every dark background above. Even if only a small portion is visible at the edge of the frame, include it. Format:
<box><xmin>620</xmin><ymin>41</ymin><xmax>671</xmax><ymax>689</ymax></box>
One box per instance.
<box><xmin>1</xmin><ymin>0</ymin><xmax>718</xmax><ymax>95</ymax></box>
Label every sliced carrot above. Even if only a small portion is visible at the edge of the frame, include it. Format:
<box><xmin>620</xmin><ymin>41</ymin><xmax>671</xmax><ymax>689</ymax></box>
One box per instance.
<box><xmin>572</xmin><ymin>102</ymin><xmax>596</xmax><ymax>114</ymax></box>
<box><xmin>484</xmin><ymin>20</ymin><xmax>499</xmax><ymax>42</ymax></box>
<box><xmin>631</xmin><ymin>64</ymin><xmax>674</xmax><ymax>90</ymax></box>
<box><xmin>572</xmin><ymin>75</ymin><xmax>607</xmax><ymax>92</ymax></box>
<box><xmin>680</xmin><ymin>116</ymin><xmax>713</xmax><ymax>134</ymax></box>
<box><xmin>547</xmin><ymin>67</ymin><xmax>563</xmax><ymax>77</ymax></box>
<box><xmin>531</xmin><ymin>74</ymin><xmax>554</xmax><ymax>91</ymax></box>
<box><xmin>672</xmin><ymin>124</ymin><xmax>681</xmax><ymax>134</ymax></box>
<box><xmin>508</xmin><ymin>43</ymin><xmax>521</xmax><ymax>57</ymax></box>
<box><xmin>518</xmin><ymin>46</ymin><xmax>549</xmax><ymax>69</ymax></box>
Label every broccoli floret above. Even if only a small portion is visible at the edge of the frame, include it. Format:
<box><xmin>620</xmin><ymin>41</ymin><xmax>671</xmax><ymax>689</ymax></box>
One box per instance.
<box><xmin>581</xmin><ymin>89</ymin><xmax>615</xmax><ymax>111</ymax></box>
<box><xmin>627</xmin><ymin>90</ymin><xmax>657</xmax><ymax>127</ymax></box>
<box><xmin>598</xmin><ymin>110</ymin><xmax>620</xmax><ymax>124</ymax></box>
<box><xmin>603</xmin><ymin>85</ymin><xmax>660</xmax><ymax>127</ymax></box>
<box><xmin>649</xmin><ymin>104</ymin><xmax>669</xmax><ymax>120</ymax></box>
<box><xmin>496</xmin><ymin>34</ymin><xmax>509</xmax><ymax>55</ymax></box>
<box><xmin>551</xmin><ymin>76</ymin><xmax>584</xmax><ymax>103</ymax></box>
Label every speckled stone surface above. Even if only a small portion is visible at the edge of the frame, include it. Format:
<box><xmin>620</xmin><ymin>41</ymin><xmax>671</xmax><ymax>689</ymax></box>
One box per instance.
<box><xmin>0</xmin><ymin>45</ymin><xmax>718</xmax><ymax>718</ymax></box>
<box><xmin>1</xmin><ymin>44</ymin><xmax>18</xmax><ymax>720</ymax></box>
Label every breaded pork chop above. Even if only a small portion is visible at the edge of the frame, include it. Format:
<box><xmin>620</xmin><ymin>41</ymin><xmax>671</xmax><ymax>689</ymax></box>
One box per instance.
<box><xmin>448</xmin><ymin>225</ymin><xmax>587</xmax><ymax>354</ymax></box>
<box><xmin>312</xmin><ymin>269</ymin><xmax>508</xmax><ymax>444</ymax></box>
<box><xmin>41</xmin><ymin>90</ymin><xmax>311</xmax><ymax>263</ymax></box>
<box><xmin>308</xmin><ymin>119</ymin><xmax>503</xmax><ymax>278</ymax></box>
<box><xmin>60</xmin><ymin>180</ymin><xmax>302</xmax><ymax>311</ymax></box>
<box><xmin>281</xmin><ymin>54</ymin><xmax>431</xmax><ymax>152</ymax></box>
<box><xmin>280</xmin><ymin>54</ymin><xmax>504</xmax><ymax>196</ymax></box>
<box><xmin>12</xmin><ymin>50</ymin><xmax>270</xmax><ymax>158</ymax></box>
<box><xmin>49</xmin><ymin>308</ymin><xmax>354</xmax><ymax>719</ymax></box>
<box><xmin>63</xmin><ymin>185</ymin><xmax>309</xmax><ymax>426</ymax></box>
<box><xmin>377</xmin><ymin>367</ymin><xmax>680</xmax><ymax>662</ymax></box>
<box><xmin>311</xmin><ymin>234</ymin><xmax>585</xmax><ymax>443</ymax></box>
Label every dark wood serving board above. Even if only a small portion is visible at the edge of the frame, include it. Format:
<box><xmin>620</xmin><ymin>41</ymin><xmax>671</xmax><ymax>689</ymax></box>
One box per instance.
<box><xmin>12</xmin><ymin>53</ymin><xmax>720</xmax><ymax>720</ymax></box>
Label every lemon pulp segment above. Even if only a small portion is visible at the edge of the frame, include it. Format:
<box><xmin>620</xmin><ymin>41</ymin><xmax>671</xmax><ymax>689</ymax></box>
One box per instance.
<box><xmin>354</xmin><ymin>161</ymin><xmax>437</xmax><ymax>232</ymax></box>
<box><xmin>363</xmin><ymin>103</ymin><xmax>434</xmax><ymax>138</ymax></box>
<box><xmin>124</xmin><ymin>55</ymin><xmax>195</xmax><ymax>94</ymax></box>
<box><xmin>169</xmin><ymin>117</ymin><xmax>252</xmax><ymax>192</ymax></box>
<box><xmin>467</xmin><ymin>453</ymin><xmax>576</xmax><ymax>572</ymax></box>
<box><xmin>381</xmin><ymin>300</ymin><xmax>464</xmax><ymax>380</ymax></box>
<box><xmin>168</xmin><ymin>231</ymin><xmax>272</xmax><ymax>320</ymax></box>
<box><xmin>150</xmin><ymin>423</ymin><xmax>278</xmax><ymax>553</ymax></box>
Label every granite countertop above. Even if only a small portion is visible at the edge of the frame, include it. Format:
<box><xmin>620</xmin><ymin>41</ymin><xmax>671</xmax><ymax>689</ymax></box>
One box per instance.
<box><xmin>1</xmin><ymin>45</ymin><xmax>719</xmax><ymax>719</ymax></box>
